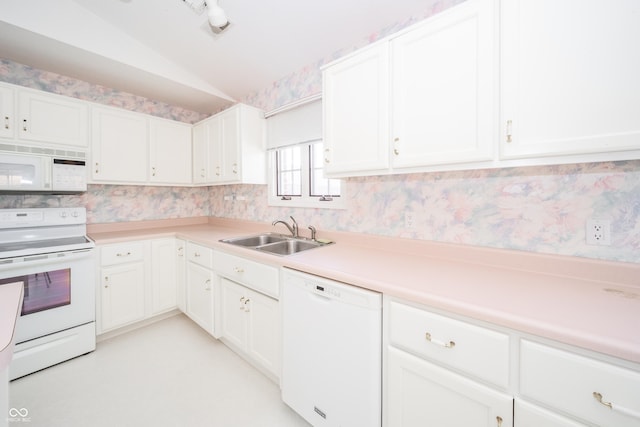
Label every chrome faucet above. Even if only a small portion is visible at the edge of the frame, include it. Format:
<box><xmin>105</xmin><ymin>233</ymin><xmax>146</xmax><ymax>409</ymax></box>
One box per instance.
<box><xmin>272</xmin><ymin>216</ymin><xmax>299</xmax><ymax>237</ymax></box>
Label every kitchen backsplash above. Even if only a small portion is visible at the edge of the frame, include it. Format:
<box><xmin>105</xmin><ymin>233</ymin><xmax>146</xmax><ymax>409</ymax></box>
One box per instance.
<box><xmin>1</xmin><ymin>0</ymin><xmax>639</xmax><ymax>264</ymax></box>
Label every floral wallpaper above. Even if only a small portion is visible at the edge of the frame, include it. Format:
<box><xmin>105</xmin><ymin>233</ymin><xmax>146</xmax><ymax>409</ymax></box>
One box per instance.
<box><xmin>1</xmin><ymin>0</ymin><xmax>639</xmax><ymax>264</ymax></box>
<box><xmin>209</xmin><ymin>161</ymin><xmax>640</xmax><ymax>263</ymax></box>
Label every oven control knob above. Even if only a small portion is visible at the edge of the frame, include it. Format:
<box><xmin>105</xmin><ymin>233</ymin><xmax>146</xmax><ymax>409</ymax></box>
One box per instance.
<box><xmin>72</xmin><ymin>211</ymin><xmax>79</xmax><ymax>217</ymax></box>
<box><xmin>60</xmin><ymin>211</ymin><xmax>68</xmax><ymax>218</ymax></box>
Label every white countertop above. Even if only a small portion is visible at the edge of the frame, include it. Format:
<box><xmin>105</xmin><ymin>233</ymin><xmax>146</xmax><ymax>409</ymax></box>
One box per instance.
<box><xmin>88</xmin><ymin>217</ymin><xmax>640</xmax><ymax>364</ymax></box>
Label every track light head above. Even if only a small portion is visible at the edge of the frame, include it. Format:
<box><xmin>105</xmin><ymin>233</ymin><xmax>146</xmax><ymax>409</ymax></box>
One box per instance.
<box><xmin>207</xmin><ymin>2</ymin><xmax>228</xmax><ymax>28</ymax></box>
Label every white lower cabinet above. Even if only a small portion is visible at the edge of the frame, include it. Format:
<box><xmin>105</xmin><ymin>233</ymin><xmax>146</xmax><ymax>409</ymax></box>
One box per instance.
<box><xmin>387</xmin><ymin>346</ymin><xmax>513</xmax><ymax>427</ymax></box>
<box><xmin>220</xmin><ymin>278</ymin><xmax>279</xmax><ymax>378</ymax></box>
<box><xmin>150</xmin><ymin>238</ymin><xmax>178</xmax><ymax>315</ymax></box>
<box><xmin>98</xmin><ymin>238</ymin><xmax>179</xmax><ymax>335</ymax></box>
<box><xmin>185</xmin><ymin>242</ymin><xmax>215</xmax><ymax>334</ymax></box>
<box><xmin>519</xmin><ymin>339</ymin><xmax>640</xmax><ymax>427</ymax></box>
<box><xmin>385</xmin><ymin>297</ymin><xmax>512</xmax><ymax>427</ymax></box>
<box><xmin>214</xmin><ymin>251</ymin><xmax>280</xmax><ymax>380</ymax></box>
<box><xmin>385</xmin><ymin>297</ymin><xmax>640</xmax><ymax>427</ymax></box>
<box><xmin>99</xmin><ymin>241</ymin><xmax>147</xmax><ymax>333</ymax></box>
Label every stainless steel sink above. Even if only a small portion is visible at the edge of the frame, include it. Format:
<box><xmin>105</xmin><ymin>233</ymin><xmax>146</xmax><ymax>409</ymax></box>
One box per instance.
<box><xmin>220</xmin><ymin>232</ymin><xmax>331</xmax><ymax>256</ymax></box>
<box><xmin>256</xmin><ymin>239</ymin><xmax>322</xmax><ymax>255</ymax></box>
<box><xmin>222</xmin><ymin>233</ymin><xmax>289</xmax><ymax>247</ymax></box>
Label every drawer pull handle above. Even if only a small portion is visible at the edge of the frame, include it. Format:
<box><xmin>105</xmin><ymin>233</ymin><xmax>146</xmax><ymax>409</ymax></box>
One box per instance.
<box><xmin>204</xmin><ymin>279</ymin><xmax>211</xmax><ymax>290</ymax></box>
<box><xmin>496</xmin><ymin>416</ymin><xmax>503</xmax><ymax>427</ymax></box>
<box><xmin>194</xmin><ymin>252</ymin><xmax>201</xmax><ymax>257</ymax></box>
<box><xmin>116</xmin><ymin>252</ymin><xmax>132</xmax><ymax>257</ymax></box>
<box><xmin>240</xmin><ymin>296</ymin><xmax>246</xmax><ymax>309</ymax></box>
<box><xmin>234</xmin><ymin>267</ymin><xmax>244</xmax><ymax>273</ymax></box>
<box><xmin>425</xmin><ymin>332</ymin><xmax>455</xmax><ymax>348</ymax></box>
<box><xmin>244</xmin><ymin>298</ymin><xmax>250</xmax><ymax>312</ymax></box>
<box><xmin>593</xmin><ymin>392</ymin><xmax>640</xmax><ymax>419</ymax></box>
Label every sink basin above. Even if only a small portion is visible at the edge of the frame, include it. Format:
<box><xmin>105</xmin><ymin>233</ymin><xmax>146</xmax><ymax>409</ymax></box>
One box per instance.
<box><xmin>256</xmin><ymin>239</ymin><xmax>322</xmax><ymax>255</ymax></box>
<box><xmin>222</xmin><ymin>233</ymin><xmax>289</xmax><ymax>247</ymax></box>
<box><xmin>220</xmin><ymin>232</ymin><xmax>331</xmax><ymax>256</ymax></box>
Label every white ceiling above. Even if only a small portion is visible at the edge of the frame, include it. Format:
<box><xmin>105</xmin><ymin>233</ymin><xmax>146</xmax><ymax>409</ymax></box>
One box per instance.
<box><xmin>0</xmin><ymin>0</ymin><xmax>441</xmax><ymax>114</ymax></box>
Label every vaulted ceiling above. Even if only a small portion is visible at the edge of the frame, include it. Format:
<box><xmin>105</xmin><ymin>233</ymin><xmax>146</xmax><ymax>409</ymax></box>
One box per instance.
<box><xmin>0</xmin><ymin>0</ymin><xmax>442</xmax><ymax>114</ymax></box>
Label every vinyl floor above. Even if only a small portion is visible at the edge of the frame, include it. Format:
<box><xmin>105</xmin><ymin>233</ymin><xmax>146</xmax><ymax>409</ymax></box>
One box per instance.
<box><xmin>9</xmin><ymin>314</ymin><xmax>310</xmax><ymax>427</ymax></box>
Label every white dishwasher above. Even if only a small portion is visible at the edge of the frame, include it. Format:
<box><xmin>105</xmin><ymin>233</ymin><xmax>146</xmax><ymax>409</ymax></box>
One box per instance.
<box><xmin>281</xmin><ymin>268</ymin><xmax>382</xmax><ymax>427</ymax></box>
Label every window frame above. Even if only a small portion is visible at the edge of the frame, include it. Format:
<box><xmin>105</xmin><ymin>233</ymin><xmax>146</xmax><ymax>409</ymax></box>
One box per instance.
<box><xmin>268</xmin><ymin>140</ymin><xmax>346</xmax><ymax>209</ymax></box>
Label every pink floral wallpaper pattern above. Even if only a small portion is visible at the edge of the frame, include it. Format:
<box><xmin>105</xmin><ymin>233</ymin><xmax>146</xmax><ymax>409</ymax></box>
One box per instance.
<box><xmin>1</xmin><ymin>0</ymin><xmax>639</xmax><ymax>264</ymax></box>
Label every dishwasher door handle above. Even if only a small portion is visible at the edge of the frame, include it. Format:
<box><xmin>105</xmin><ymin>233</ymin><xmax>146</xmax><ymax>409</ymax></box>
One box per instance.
<box><xmin>310</xmin><ymin>290</ymin><xmax>333</xmax><ymax>302</ymax></box>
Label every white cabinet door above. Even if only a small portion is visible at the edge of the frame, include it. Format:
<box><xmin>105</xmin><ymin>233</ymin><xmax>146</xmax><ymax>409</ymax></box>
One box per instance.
<box><xmin>323</xmin><ymin>43</ymin><xmax>390</xmax><ymax>176</ymax></box>
<box><xmin>186</xmin><ymin>262</ymin><xmax>214</xmax><ymax>333</ymax></box>
<box><xmin>0</xmin><ymin>85</ymin><xmax>14</xmax><ymax>139</ymax></box>
<box><xmin>192</xmin><ymin>121</ymin><xmax>208</xmax><ymax>184</ymax></box>
<box><xmin>501</xmin><ymin>0</ymin><xmax>640</xmax><ymax>159</ymax></box>
<box><xmin>17</xmin><ymin>90</ymin><xmax>88</xmax><ymax>148</ymax></box>
<box><xmin>101</xmin><ymin>262</ymin><xmax>146</xmax><ymax>332</ymax></box>
<box><xmin>515</xmin><ymin>400</ymin><xmax>589</xmax><ymax>427</ymax></box>
<box><xmin>246</xmin><ymin>288</ymin><xmax>279</xmax><ymax>376</ymax></box>
<box><xmin>91</xmin><ymin>106</ymin><xmax>148</xmax><ymax>183</ymax></box>
<box><xmin>391</xmin><ymin>0</ymin><xmax>496</xmax><ymax>168</ymax></box>
<box><xmin>220</xmin><ymin>277</ymin><xmax>280</xmax><ymax>377</ymax></box>
<box><xmin>149</xmin><ymin>118</ymin><xmax>192</xmax><ymax>184</ymax></box>
<box><xmin>220</xmin><ymin>107</ymin><xmax>241</xmax><ymax>182</ymax></box>
<box><xmin>150</xmin><ymin>238</ymin><xmax>177</xmax><ymax>315</ymax></box>
<box><xmin>386</xmin><ymin>346</ymin><xmax>513</xmax><ymax>427</ymax></box>
<box><xmin>175</xmin><ymin>239</ymin><xmax>186</xmax><ymax>312</ymax></box>
<box><xmin>205</xmin><ymin>108</ymin><xmax>237</xmax><ymax>182</ymax></box>
<box><xmin>220</xmin><ymin>278</ymin><xmax>247</xmax><ymax>349</ymax></box>
<box><xmin>198</xmin><ymin>104</ymin><xmax>266</xmax><ymax>185</ymax></box>
<box><xmin>206</xmin><ymin>115</ymin><xmax>225</xmax><ymax>183</ymax></box>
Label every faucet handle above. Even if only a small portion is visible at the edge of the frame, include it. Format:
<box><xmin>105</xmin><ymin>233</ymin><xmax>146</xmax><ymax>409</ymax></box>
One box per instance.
<box><xmin>308</xmin><ymin>226</ymin><xmax>317</xmax><ymax>241</ymax></box>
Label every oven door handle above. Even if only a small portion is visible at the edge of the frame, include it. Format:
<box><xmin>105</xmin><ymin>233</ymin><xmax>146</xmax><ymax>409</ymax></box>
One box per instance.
<box><xmin>1</xmin><ymin>249</ymin><xmax>94</xmax><ymax>269</ymax></box>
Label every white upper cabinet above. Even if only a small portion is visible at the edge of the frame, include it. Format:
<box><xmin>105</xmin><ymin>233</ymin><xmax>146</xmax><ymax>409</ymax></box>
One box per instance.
<box><xmin>500</xmin><ymin>0</ymin><xmax>640</xmax><ymax>160</ymax></box>
<box><xmin>0</xmin><ymin>85</ymin><xmax>15</xmax><ymax>139</ymax></box>
<box><xmin>323</xmin><ymin>0</ymin><xmax>640</xmax><ymax>178</ymax></box>
<box><xmin>391</xmin><ymin>0</ymin><xmax>496</xmax><ymax>169</ymax></box>
<box><xmin>194</xmin><ymin>103</ymin><xmax>266</xmax><ymax>186</ymax></box>
<box><xmin>323</xmin><ymin>0</ymin><xmax>497</xmax><ymax>177</ymax></box>
<box><xmin>149</xmin><ymin>118</ymin><xmax>192</xmax><ymax>184</ymax></box>
<box><xmin>91</xmin><ymin>106</ymin><xmax>148</xmax><ymax>183</ymax></box>
<box><xmin>18</xmin><ymin>89</ymin><xmax>88</xmax><ymax>148</ymax></box>
<box><xmin>92</xmin><ymin>106</ymin><xmax>192</xmax><ymax>185</ymax></box>
<box><xmin>323</xmin><ymin>43</ymin><xmax>390</xmax><ymax>175</ymax></box>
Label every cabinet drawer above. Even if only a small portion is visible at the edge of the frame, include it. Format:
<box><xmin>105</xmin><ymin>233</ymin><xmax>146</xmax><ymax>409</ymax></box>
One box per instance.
<box><xmin>388</xmin><ymin>300</ymin><xmax>510</xmax><ymax>388</ymax></box>
<box><xmin>520</xmin><ymin>340</ymin><xmax>640</xmax><ymax>427</ymax></box>
<box><xmin>213</xmin><ymin>251</ymin><xmax>279</xmax><ymax>298</ymax></box>
<box><xmin>101</xmin><ymin>241</ymin><xmax>145</xmax><ymax>265</ymax></box>
<box><xmin>186</xmin><ymin>242</ymin><xmax>213</xmax><ymax>269</ymax></box>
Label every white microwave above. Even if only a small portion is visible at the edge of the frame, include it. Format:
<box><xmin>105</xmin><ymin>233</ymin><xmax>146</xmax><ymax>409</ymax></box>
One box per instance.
<box><xmin>0</xmin><ymin>152</ymin><xmax>87</xmax><ymax>193</ymax></box>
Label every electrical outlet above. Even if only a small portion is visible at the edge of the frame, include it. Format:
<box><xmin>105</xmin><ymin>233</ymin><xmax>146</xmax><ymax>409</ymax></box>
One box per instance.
<box><xmin>405</xmin><ymin>212</ymin><xmax>416</xmax><ymax>230</ymax></box>
<box><xmin>586</xmin><ymin>219</ymin><xmax>611</xmax><ymax>245</ymax></box>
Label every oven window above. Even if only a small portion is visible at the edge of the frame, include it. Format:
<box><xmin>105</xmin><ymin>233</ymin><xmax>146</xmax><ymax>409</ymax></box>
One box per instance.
<box><xmin>0</xmin><ymin>268</ymin><xmax>71</xmax><ymax>315</ymax></box>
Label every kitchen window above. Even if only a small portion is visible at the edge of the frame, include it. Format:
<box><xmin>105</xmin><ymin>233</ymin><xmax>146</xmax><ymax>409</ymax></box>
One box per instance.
<box><xmin>268</xmin><ymin>141</ymin><xmax>345</xmax><ymax>209</ymax></box>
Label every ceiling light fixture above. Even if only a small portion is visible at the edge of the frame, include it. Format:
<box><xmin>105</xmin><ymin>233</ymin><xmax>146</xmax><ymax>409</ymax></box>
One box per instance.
<box><xmin>207</xmin><ymin>0</ymin><xmax>229</xmax><ymax>30</ymax></box>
